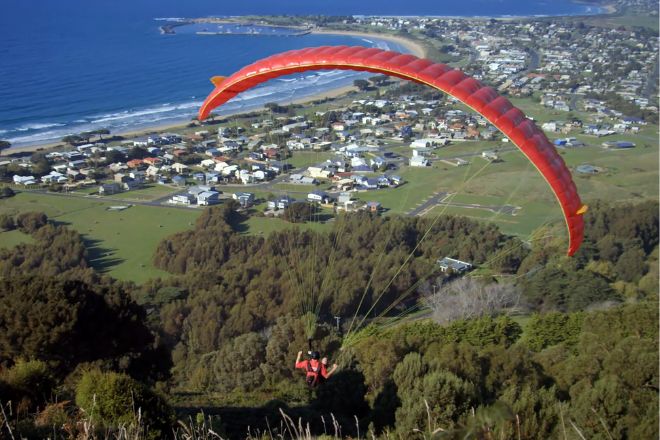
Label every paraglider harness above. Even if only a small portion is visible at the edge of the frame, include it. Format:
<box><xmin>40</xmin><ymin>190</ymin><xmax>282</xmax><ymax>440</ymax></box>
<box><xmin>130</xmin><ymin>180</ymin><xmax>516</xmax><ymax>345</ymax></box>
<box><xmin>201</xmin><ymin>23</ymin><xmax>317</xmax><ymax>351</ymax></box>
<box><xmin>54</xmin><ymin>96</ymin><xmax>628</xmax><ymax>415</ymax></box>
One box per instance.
<box><xmin>305</xmin><ymin>339</ymin><xmax>322</xmax><ymax>388</ymax></box>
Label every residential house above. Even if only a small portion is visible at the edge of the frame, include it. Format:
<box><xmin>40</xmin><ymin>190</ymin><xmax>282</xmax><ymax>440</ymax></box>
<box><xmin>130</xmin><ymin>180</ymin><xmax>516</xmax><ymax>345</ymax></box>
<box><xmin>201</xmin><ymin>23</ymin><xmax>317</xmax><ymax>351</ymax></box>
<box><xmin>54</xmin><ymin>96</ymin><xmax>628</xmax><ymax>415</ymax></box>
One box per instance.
<box><xmin>172</xmin><ymin>163</ymin><xmax>189</xmax><ymax>174</ymax></box>
<box><xmin>437</xmin><ymin>257</ymin><xmax>473</xmax><ymax>274</ymax></box>
<box><xmin>41</xmin><ymin>171</ymin><xmax>67</xmax><ymax>184</ymax></box>
<box><xmin>308</xmin><ymin>190</ymin><xmax>332</xmax><ymax>204</ymax></box>
<box><xmin>171</xmin><ymin>175</ymin><xmax>186</xmax><ymax>186</ymax></box>
<box><xmin>308</xmin><ymin>166</ymin><xmax>332</xmax><ymax>179</ymax></box>
<box><xmin>99</xmin><ymin>182</ymin><xmax>122</xmax><ymax>195</ymax></box>
<box><xmin>233</xmin><ymin>192</ymin><xmax>255</xmax><ymax>207</ymax></box>
<box><xmin>268</xmin><ymin>195</ymin><xmax>295</xmax><ymax>210</ymax></box>
<box><xmin>123</xmin><ymin>180</ymin><xmax>142</xmax><ymax>191</ymax></box>
<box><xmin>197</xmin><ymin>190</ymin><xmax>220</xmax><ymax>206</ymax></box>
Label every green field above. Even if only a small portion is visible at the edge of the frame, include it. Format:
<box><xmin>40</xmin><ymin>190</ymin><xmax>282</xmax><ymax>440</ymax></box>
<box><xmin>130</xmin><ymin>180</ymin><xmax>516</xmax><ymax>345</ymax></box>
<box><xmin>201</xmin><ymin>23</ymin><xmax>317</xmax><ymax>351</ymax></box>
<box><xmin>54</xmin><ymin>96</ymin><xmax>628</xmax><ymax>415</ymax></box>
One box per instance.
<box><xmin>285</xmin><ymin>151</ymin><xmax>334</xmax><ymax>168</ymax></box>
<box><xmin>0</xmin><ymin>229</ymin><xmax>34</xmax><ymax>249</ymax></box>
<box><xmin>0</xmin><ymin>192</ymin><xmax>200</xmax><ymax>283</ymax></box>
<box><xmin>112</xmin><ymin>184</ymin><xmax>181</xmax><ymax>202</ymax></box>
<box><xmin>418</xmin><ymin>141</ymin><xmax>659</xmax><ymax>240</ymax></box>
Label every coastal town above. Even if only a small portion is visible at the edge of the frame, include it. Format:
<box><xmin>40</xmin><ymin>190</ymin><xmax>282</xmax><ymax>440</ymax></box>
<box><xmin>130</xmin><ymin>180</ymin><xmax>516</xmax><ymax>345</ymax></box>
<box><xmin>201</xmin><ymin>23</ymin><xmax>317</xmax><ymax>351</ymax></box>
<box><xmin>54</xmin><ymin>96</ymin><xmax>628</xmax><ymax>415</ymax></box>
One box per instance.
<box><xmin>0</xmin><ymin>1</ymin><xmax>658</xmax><ymax>438</ymax></box>
<box><xmin>1</xmin><ymin>0</ymin><xmax>657</xmax><ymax>225</ymax></box>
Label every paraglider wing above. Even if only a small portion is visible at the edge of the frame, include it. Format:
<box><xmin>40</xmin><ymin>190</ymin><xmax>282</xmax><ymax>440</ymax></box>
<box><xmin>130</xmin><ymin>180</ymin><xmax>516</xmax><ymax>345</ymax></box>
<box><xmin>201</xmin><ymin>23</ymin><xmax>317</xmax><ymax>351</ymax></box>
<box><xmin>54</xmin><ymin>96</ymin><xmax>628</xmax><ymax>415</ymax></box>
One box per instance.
<box><xmin>198</xmin><ymin>46</ymin><xmax>586</xmax><ymax>255</ymax></box>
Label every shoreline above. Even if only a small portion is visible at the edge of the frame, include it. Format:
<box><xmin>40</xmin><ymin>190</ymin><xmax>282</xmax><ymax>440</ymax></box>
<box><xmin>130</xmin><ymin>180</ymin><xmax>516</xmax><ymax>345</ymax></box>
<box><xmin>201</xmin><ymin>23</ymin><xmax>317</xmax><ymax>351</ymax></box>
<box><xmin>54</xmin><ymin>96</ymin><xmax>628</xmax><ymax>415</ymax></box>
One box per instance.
<box><xmin>2</xmin><ymin>85</ymin><xmax>359</xmax><ymax>156</ymax></box>
<box><xmin>3</xmin><ymin>30</ymin><xmax>425</xmax><ymax>156</ymax></box>
<box><xmin>310</xmin><ymin>29</ymin><xmax>428</xmax><ymax>58</ymax></box>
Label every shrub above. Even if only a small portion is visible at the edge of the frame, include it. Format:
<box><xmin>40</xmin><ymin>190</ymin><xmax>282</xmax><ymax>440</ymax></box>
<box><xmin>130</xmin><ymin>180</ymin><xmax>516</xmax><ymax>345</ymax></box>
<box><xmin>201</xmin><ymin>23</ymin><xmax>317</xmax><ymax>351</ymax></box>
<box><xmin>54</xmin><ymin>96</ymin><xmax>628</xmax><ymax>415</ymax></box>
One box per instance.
<box><xmin>75</xmin><ymin>370</ymin><xmax>174</xmax><ymax>440</ymax></box>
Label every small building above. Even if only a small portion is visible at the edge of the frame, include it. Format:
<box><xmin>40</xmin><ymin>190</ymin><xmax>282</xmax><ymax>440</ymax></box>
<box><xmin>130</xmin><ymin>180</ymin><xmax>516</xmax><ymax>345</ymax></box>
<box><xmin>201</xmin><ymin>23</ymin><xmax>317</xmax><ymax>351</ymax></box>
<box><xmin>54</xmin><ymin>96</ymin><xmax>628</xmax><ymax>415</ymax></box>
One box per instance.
<box><xmin>197</xmin><ymin>190</ymin><xmax>220</xmax><ymax>206</ymax></box>
<box><xmin>602</xmin><ymin>141</ymin><xmax>635</xmax><ymax>149</ymax></box>
<box><xmin>389</xmin><ymin>175</ymin><xmax>404</xmax><ymax>186</ymax></box>
<box><xmin>171</xmin><ymin>175</ymin><xmax>186</xmax><ymax>187</ymax></box>
<box><xmin>233</xmin><ymin>191</ymin><xmax>255</xmax><ymax>208</ymax></box>
<box><xmin>437</xmin><ymin>257</ymin><xmax>473</xmax><ymax>274</ymax></box>
<box><xmin>268</xmin><ymin>195</ymin><xmax>295</xmax><ymax>210</ymax></box>
<box><xmin>481</xmin><ymin>150</ymin><xmax>500</xmax><ymax>161</ymax></box>
<box><xmin>409</xmin><ymin>156</ymin><xmax>429</xmax><ymax>167</ymax></box>
<box><xmin>99</xmin><ymin>182</ymin><xmax>122</xmax><ymax>195</ymax></box>
<box><xmin>171</xmin><ymin>194</ymin><xmax>195</xmax><ymax>205</ymax></box>
<box><xmin>308</xmin><ymin>190</ymin><xmax>331</xmax><ymax>204</ymax></box>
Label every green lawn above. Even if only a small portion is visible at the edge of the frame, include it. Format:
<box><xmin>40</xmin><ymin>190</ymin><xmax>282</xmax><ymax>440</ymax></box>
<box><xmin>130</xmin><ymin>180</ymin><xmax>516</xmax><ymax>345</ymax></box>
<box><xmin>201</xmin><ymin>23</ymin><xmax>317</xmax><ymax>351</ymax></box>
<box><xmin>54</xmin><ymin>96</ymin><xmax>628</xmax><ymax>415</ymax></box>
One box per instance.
<box><xmin>352</xmin><ymin>165</ymin><xmax>447</xmax><ymax>214</ymax></box>
<box><xmin>0</xmin><ymin>192</ymin><xmax>200</xmax><ymax>283</ymax></box>
<box><xmin>407</xmin><ymin>141</ymin><xmax>658</xmax><ymax>241</ymax></box>
<box><xmin>110</xmin><ymin>184</ymin><xmax>180</xmax><ymax>202</ymax></box>
<box><xmin>285</xmin><ymin>151</ymin><xmax>334</xmax><ymax>168</ymax></box>
<box><xmin>0</xmin><ymin>229</ymin><xmax>34</xmax><ymax>249</ymax></box>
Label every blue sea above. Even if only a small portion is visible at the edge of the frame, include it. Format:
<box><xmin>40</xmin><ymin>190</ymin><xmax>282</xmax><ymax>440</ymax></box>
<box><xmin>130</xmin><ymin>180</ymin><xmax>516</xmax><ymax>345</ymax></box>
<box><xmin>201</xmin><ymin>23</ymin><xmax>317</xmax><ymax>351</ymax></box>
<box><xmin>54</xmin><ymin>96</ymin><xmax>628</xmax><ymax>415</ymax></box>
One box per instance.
<box><xmin>0</xmin><ymin>0</ymin><xmax>603</xmax><ymax>148</ymax></box>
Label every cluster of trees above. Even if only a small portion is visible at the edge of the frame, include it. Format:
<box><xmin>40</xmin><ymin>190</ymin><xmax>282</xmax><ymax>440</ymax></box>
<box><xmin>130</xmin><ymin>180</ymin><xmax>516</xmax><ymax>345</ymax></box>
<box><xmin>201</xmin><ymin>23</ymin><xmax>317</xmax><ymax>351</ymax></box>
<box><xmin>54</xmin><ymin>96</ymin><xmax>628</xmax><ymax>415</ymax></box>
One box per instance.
<box><xmin>0</xmin><ymin>212</ymin><xmax>89</xmax><ymax>278</ymax></box>
<box><xmin>0</xmin><ymin>199</ymin><xmax>657</xmax><ymax>438</ymax></box>
<box><xmin>518</xmin><ymin>200</ymin><xmax>658</xmax><ymax>311</ymax></box>
<box><xmin>343</xmin><ymin>301</ymin><xmax>658</xmax><ymax>438</ymax></box>
<box><xmin>61</xmin><ymin>128</ymin><xmax>111</xmax><ymax>146</ymax></box>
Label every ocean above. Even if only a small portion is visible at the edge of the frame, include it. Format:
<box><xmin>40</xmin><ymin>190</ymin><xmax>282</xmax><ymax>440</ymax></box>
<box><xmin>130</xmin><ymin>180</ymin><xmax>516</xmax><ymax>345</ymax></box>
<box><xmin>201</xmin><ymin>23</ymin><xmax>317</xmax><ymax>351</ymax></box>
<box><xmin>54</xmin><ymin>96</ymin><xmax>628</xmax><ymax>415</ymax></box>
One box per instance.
<box><xmin>0</xmin><ymin>0</ymin><xmax>603</xmax><ymax>148</ymax></box>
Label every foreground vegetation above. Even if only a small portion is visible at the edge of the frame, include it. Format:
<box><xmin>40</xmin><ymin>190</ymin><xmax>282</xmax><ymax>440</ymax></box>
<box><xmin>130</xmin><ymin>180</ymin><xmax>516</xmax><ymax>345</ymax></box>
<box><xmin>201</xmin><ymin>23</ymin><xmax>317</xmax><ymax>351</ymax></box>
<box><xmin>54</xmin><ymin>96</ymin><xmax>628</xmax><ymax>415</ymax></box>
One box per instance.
<box><xmin>0</xmin><ymin>197</ymin><xmax>657</xmax><ymax>438</ymax></box>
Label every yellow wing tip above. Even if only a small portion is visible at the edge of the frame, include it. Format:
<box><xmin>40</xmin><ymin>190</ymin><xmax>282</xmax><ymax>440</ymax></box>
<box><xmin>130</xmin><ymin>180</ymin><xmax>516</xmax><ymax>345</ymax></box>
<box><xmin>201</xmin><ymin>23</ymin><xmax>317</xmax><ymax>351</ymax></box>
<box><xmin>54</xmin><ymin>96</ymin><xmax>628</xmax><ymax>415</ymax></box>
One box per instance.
<box><xmin>576</xmin><ymin>204</ymin><xmax>588</xmax><ymax>215</ymax></box>
<box><xmin>210</xmin><ymin>76</ymin><xmax>226</xmax><ymax>87</ymax></box>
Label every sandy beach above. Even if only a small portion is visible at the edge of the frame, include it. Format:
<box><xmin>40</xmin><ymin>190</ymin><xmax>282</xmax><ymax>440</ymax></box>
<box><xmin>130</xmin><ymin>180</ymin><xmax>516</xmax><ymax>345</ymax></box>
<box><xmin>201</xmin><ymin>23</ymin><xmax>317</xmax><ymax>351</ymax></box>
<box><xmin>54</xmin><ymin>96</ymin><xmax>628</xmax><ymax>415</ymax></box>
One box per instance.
<box><xmin>311</xmin><ymin>29</ymin><xmax>428</xmax><ymax>58</ymax></box>
<box><xmin>3</xmin><ymin>30</ymin><xmax>426</xmax><ymax>157</ymax></box>
<box><xmin>2</xmin><ymin>84</ymin><xmax>360</xmax><ymax>156</ymax></box>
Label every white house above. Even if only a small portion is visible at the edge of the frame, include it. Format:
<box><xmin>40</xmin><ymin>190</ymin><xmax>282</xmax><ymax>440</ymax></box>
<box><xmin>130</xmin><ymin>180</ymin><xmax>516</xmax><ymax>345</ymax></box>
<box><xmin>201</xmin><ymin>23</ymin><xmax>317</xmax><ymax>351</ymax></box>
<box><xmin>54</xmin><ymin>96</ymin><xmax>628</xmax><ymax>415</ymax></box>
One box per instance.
<box><xmin>13</xmin><ymin>175</ymin><xmax>37</xmax><ymax>185</ymax></box>
<box><xmin>172</xmin><ymin>163</ymin><xmax>189</xmax><ymax>173</ymax></box>
<box><xmin>437</xmin><ymin>257</ymin><xmax>473</xmax><ymax>273</ymax></box>
<box><xmin>409</xmin><ymin>156</ymin><xmax>429</xmax><ymax>167</ymax></box>
<box><xmin>307</xmin><ymin>190</ymin><xmax>331</xmax><ymax>204</ymax></box>
<box><xmin>171</xmin><ymin>194</ymin><xmax>195</xmax><ymax>205</ymax></box>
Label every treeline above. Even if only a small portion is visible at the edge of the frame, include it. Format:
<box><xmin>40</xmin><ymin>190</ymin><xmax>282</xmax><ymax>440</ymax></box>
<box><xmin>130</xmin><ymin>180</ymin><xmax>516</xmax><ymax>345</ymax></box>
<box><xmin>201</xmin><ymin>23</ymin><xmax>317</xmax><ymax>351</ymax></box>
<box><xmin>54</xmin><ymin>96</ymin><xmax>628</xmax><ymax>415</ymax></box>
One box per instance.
<box><xmin>341</xmin><ymin>300</ymin><xmax>658</xmax><ymax>438</ymax></box>
<box><xmin>519</xmin><ymin>200</ymin><xmax>658</xmax><ymax>311</ymax></box>
<box><xmin>0</xmin><ymin>200</ymin><xmax>657</xmax><ymax>438</ymax></box>
<box><xmin>0</xmin><ymin>213</ymin><xmax>173</xmax><ymax>438</ymax></box>
<box><xmin>0</xmin><ymin>211</ymin><xmax>88</xmax><ymax>277</ymax></box>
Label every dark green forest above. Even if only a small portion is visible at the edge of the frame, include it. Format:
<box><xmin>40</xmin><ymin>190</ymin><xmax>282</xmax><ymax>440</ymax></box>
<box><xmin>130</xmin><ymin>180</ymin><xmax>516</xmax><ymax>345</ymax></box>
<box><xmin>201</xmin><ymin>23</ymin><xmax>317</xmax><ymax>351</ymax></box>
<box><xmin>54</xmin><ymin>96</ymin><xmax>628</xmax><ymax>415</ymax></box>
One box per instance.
<box><xmin>0</xmin><ymin>200</ymin><xmax>657</xmax><ymax>439</ymax></box>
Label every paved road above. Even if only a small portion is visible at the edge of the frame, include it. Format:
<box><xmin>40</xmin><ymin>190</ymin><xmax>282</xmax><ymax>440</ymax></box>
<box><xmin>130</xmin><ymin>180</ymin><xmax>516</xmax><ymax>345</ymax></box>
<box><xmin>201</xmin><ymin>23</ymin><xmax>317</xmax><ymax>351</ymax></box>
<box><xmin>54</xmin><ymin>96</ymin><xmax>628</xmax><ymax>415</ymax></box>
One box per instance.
<box><xmin>526</xmin><ymin>48</ymin><xmax>540</xmax><ymax>72</ymax></box>
<box><xmin>19</xmin><ymin>188</ymin><xmax>197</xmax><ymax>211</ymax></box>
<box><xmin>642</xmin><ymin>55</ymin><xmax>659</xmax><ymax>99</ymax></box>
<box><xmin>408</xmin><ymin>191</ymin><xmax>519</xmax><ymax>217</ymax></box>
<box><xmin>408</xmin><ymin>191</ymin><xmax>448</xmax><ymax>216</ymax></box>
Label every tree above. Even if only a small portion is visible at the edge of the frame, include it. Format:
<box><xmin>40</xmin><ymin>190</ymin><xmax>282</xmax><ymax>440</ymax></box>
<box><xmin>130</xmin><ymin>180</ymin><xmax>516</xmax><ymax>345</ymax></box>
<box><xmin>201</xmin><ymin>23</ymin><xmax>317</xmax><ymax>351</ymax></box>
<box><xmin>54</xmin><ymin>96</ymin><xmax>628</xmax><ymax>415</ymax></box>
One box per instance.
<box><xmin>523</xmin><ymin>311</ymin><xmax>584</xmax><ymax>351</ymax></box>
<box><xmin>0</xmin><ymin>276</ymin><xmax>154</xmax><ymax>376</ymax></box>
<box><xmin>105</xmin><ymin>149</ymin><xmax>126</xmax><ymax>164</ymax></box>
<box><xmin>15</xmin><ymin>211</ymin><xmax>48</xmax><ymax>233</ymax></box>
<box><xmin>353</xmin><ymin>79</ymin><xmax>370</xmax><ymax>91</ymax></box>
<box><xmin>282</xmin><ymin>202</ymin><xmax>318</xmax><ymax>223</ymax></box>
<box><xmin>93</xmin><ymin>128</ymin><xmax>110</xmax><ymax>141</ymax></box>
<box><xmin>0</xmin><ymin>140</ymin><xmax>10</xmax><ymax>155</ymax></box>
<box><xmin>62</xmin><ymin>135</ymin><xmax>83</xmax><ymax>146</ymax></box>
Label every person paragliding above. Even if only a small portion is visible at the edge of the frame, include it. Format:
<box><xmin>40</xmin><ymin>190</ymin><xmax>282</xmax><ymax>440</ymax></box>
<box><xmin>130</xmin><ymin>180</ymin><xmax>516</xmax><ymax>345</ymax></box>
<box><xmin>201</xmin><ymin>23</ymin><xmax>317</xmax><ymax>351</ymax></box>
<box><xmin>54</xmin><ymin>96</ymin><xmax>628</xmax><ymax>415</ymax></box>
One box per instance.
<box><xmin>295</xmin><ymin>350</ymin><xmax>337</xmax><ymax>387</ymax></box>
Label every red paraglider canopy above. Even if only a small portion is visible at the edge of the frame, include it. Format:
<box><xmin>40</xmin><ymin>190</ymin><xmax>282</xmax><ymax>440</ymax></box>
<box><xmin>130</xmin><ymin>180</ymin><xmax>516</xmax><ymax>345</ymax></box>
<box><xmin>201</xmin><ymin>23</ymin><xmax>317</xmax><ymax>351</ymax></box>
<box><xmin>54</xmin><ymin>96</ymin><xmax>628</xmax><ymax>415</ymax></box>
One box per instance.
<box><xmin>199</xmin><ymin>46</ymin><xmax>587</xmax><ymax>255</ymax></box>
